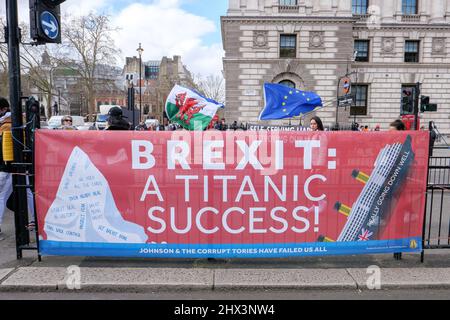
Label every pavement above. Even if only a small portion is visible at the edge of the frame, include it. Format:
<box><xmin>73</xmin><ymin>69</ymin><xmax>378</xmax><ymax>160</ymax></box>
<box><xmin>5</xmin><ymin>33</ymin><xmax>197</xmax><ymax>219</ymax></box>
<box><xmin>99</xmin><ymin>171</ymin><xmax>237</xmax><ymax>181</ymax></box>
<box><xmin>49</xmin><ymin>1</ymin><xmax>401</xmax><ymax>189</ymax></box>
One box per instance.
<box><xmin>1</xmin><ymin>265</ymin><xmax>450</xmax><ymax>293</ymax></box>
<box><xmin>1</xmin><ymin>206</ymin><xmax>449</xmax><ymax>294</ymax></box>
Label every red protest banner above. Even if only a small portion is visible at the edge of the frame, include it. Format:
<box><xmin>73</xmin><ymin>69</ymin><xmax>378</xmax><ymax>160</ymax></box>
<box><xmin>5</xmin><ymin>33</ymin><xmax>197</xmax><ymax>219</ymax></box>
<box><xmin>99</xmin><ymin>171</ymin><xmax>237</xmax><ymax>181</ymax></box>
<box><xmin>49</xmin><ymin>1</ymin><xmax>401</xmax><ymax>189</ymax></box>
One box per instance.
<box><xmin>35</xmin><ymin>130</ymin><xmax>429</xmax><ymax>258</ymax></box>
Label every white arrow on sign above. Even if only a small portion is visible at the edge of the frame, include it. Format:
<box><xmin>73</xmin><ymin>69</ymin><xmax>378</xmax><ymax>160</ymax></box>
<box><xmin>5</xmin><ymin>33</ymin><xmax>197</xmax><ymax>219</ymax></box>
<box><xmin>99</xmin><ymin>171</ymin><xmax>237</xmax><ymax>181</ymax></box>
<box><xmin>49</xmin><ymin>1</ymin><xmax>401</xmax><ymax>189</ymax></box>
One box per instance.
<box><xmin>42</xmin><ymin>20</ymin><xmax>57</xmax><ymax>33</ymax></box>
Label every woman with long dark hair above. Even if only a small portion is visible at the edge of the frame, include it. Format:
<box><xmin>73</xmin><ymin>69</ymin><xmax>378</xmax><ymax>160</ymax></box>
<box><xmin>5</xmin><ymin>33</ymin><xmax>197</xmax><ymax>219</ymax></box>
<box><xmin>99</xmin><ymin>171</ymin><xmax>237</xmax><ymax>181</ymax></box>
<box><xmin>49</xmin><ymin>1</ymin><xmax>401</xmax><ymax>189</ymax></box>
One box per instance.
<box><xmin>310</xmin><ymin>116</ymin><xmax>324</xmax><ymax>131</ymax></box>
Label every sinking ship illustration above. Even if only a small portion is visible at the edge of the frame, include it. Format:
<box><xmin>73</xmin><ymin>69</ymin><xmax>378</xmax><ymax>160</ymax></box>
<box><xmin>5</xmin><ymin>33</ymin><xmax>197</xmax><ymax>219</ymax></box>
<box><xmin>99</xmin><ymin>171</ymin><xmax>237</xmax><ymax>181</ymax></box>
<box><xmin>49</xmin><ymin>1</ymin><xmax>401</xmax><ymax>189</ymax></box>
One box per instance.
<box><xmin>319</xmin><ymin>136</ymin><xmax>415</xmax><ymax>243</ymax></box>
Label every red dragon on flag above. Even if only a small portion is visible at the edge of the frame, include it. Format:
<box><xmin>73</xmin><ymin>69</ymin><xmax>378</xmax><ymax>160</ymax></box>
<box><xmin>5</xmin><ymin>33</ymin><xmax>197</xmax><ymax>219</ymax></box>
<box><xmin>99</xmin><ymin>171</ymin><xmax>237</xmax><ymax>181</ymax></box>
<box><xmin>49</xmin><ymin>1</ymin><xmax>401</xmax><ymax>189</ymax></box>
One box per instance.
<box><xmin>175</xmin><ymin>92</ymin><xmax>206</xmax><ymax>125</ymax></box>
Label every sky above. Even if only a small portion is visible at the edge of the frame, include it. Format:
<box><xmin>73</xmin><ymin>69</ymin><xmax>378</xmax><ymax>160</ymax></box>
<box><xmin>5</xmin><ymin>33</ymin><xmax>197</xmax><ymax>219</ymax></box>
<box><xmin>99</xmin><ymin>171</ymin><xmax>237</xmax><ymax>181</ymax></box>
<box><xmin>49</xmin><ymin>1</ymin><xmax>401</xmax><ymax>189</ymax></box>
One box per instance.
<box><xmin>1</xmin><ymin>0</ymin><xmax>228</xmax><ymax>76</ymax></box>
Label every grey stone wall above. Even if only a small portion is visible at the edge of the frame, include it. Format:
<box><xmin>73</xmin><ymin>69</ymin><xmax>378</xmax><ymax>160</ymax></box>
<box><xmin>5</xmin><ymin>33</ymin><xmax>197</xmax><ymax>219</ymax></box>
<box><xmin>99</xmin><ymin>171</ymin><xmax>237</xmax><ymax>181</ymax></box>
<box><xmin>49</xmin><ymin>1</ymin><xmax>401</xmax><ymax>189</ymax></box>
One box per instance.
<box><xmin>222</xmin><ymin>1</ymin><xmax>450</xmax><ymax>132</ymax></box>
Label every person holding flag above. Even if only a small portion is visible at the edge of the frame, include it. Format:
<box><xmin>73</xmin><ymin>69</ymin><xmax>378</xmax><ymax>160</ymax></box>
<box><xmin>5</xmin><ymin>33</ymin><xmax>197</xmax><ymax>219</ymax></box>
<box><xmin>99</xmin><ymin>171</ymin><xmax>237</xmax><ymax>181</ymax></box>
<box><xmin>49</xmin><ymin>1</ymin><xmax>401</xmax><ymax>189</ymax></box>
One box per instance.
<box><xmin>259</xmin><ymin>83</ymin><xmax>323</xmax><ymax>121</ymax></box>
<box><xmin>165</xmin><ymin>85</ymin><xmax>224</xmax><ymax>131</ymax></box>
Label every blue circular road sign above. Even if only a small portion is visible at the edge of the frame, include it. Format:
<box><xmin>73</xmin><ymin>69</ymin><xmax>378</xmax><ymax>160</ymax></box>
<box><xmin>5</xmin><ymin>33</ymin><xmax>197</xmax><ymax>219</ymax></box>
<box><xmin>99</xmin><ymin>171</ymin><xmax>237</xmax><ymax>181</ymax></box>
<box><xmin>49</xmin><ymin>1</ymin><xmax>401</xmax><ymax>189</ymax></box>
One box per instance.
<box><xmin>40</xmin><ymin>11</ymin><xmax>59</xmax><ymax>40</ymax></box>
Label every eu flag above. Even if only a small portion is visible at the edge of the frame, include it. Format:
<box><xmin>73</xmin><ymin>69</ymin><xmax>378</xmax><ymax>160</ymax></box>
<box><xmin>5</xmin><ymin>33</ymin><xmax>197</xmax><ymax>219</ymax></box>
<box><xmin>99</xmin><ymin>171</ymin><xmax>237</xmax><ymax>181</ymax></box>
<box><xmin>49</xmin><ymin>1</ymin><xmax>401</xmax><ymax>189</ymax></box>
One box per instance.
<box><xmin>259</xmin><ymin>83</ymin><xmax>323</xmax><ymax>120</ymax></box>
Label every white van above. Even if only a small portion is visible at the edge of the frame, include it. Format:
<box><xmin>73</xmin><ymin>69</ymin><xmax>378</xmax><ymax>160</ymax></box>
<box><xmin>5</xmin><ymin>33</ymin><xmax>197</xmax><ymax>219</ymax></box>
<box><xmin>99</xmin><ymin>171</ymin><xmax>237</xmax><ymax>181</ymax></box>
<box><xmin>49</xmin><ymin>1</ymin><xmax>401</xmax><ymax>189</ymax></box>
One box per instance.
<box><xmin>145</xmin><ymin>119</ymin><xmax>160</xmax><ymax>128</ymax></box>
<box><xmin>48</xmin><ymin>116</ymin><xmax>86</xmax><ymax>130</ymax></box>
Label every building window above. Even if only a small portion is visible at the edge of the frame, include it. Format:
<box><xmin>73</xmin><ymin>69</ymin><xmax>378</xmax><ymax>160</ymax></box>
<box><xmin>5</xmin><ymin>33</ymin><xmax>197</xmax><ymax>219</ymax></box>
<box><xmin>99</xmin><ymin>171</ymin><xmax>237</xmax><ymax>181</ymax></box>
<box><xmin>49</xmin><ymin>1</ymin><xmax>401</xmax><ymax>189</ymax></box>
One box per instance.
<box><xmin>145</xmin><ymin>65</ymin><xmax>160</xmax><ymax>80</ymax></box>
<box><xmin>402</xmin><ymin>0</ymin><xmax>418</xmax><ymax>15</ymax></box>
<box><xmin>351</xmin><ymin>85</ymin><xmax>369</xmax><ymax>116</ymax></box>
<box><xmin>354</xmin><ymin>40</ymin><xmax>370</xmax><ymax>62</ymax></box>
<box><xmin>280</xmin><ymin>0</ymin><xmax>297</xmax><ymax>5</ymax></box>
<box><xmin>279</xmin><ymin>80</ymin><xmax>296</xmax><ymax>88</ymax></box>
<box><xmin>352</xmin><ymin>0</ymin><xmax>368</xmax><ymax>15</ymax></box>
<box><xmin>405</xmin><ymin>40</ymin><xmax>420</xmax><ymax>63</ymax></box>
<box><xmin>280</xmin><ymin>34</ymin><xmax>297</xmax><ymax>58</ymax></box>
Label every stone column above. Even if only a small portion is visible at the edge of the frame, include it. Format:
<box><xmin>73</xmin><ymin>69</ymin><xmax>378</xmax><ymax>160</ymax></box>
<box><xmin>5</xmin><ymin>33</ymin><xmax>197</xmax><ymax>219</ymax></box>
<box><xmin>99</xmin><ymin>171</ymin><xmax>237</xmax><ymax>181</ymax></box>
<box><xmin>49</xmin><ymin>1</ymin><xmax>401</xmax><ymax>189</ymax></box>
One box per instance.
<box><xmin>395</xmin><ymin>0</ymin><xmax>403</xmax><ymax>21</ymax></box>
<box><xmin>431</xmin><ymin>0</ymin><xmax>446</xmax><ymax>23</ymax></box>
<box><xmin>319</xmin><ymin>0</ymin><xmax>332</xmax><ymax>13</ymax></box>
<box><xmin>247</xmin><ymin>0</ymin><xmax>259</xmax><ymax>12</ymax></box>
<box><xmin>419</xmin><ymin>0</ymin><xmax>430</xmax><ymax>22</ymax></box>
<box><xmin>228</xmin><ymin>0</ymin><xmax>241</xmax><ymax>15</ymax></box>
<box><xmin>304</xmin><ymin>0</ymin><xmax>313</xmax><ymax>15</ymax></box>
<box><xmin>336</xmin><ymin>0</ymin><xmax>351</xmax><ymax>16</ymax></box>
<box><xmin>381</xmin><ymin>0</ymin><xmax>395</xmax><ymax>22</ymax></box>
<box><xmin>229</xmin><ymin>0</ymin><xmax>240</xmax><ymax>11</ymax></box>
<box><xmin>446</xmin><ymin>0</ymin><xmax>450</xmax><ymax>21</ymax></box>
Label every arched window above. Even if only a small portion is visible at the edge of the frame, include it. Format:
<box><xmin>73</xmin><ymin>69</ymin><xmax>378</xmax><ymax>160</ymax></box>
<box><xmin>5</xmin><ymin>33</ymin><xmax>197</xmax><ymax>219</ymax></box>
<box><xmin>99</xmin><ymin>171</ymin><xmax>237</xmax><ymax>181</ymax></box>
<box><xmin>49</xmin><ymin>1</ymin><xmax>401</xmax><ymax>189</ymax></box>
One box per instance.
<box><xmin>279</xmin><ymin>80</ymin><xmax>296</xmax><ymax>88</ymax></box>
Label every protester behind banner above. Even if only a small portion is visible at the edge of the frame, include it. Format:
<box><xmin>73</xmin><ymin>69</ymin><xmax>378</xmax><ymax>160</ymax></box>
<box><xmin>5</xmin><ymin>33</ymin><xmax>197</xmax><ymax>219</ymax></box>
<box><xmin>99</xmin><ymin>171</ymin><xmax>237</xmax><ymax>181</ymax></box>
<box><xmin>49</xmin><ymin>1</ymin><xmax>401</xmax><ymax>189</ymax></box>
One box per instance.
<box><xmin>165</xmin><ymin>85</ymin><xmax>224</xmax><ymax>131</ymax></box>
<box><xmin>247</xmin><ymin>123</ymin><xmax>309</xmax><ymax>131</ymax></box>
<box><xmin>59</xmin><ymin>116</ymin><xmax>78</xmax><ymax>130</ymax></box>
<box><xmin>310</xmin><ymin>116</ymin><xmax>324</xmax><ymax>131</ymax></box>
<box><xmin>106</xmin><ymin>107</ymin><xmax>131</xmax><ymax>131</ymax></box>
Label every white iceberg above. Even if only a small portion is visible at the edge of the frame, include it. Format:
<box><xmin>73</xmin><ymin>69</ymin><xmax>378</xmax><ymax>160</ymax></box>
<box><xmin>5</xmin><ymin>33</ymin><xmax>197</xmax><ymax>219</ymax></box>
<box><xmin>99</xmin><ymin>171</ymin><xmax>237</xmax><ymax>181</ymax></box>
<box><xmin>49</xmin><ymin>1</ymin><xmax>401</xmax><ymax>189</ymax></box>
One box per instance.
<box><xmin>44</xmin><ymin>147</ymin><xmax>148</xmax><ymax>244</ymax></box>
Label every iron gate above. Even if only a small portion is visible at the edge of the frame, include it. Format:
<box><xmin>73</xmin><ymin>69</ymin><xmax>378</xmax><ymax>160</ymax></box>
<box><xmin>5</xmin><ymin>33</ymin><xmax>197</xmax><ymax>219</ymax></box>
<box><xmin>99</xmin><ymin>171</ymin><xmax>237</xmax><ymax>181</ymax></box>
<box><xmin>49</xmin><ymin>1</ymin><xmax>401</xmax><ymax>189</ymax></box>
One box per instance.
<box><xmin>421</xmin><ymin>153</ymin><xmax>450</xmax><ymax>261</ymax></box>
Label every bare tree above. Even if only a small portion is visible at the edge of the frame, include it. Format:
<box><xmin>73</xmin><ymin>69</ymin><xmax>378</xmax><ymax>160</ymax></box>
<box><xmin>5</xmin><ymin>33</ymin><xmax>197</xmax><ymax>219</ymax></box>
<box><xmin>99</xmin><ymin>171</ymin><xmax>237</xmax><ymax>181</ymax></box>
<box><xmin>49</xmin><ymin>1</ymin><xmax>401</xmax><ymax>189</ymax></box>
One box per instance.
<box><xmin>194</xmin><ymin>74</ymin><xmax>225</xmax><ymax>104</ymax></box>
<box><xmin>59</xmin><ymin>13</ymin><xmax>121</xmax><ymax>116</ymax></box>
<box><xmin>21</xmin><ymin>47</ymin><xmax>57</xmax><ymax>118</ymax></box>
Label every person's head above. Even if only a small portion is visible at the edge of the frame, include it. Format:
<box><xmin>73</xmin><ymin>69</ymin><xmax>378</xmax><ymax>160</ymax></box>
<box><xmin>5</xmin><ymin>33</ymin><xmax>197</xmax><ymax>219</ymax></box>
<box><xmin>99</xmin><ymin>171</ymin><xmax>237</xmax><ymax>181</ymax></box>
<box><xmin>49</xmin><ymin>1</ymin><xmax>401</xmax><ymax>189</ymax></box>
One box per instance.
<box><xmin>61</xmin><ymin>116</ymin><xmax>73</xmax><ymax>126</ymax></box>
<box><xmin>310</xmin><ymin>116</ymin><xmax>324</xmax><ymax>131</ymax></box>
<box><xmin>374</xmin><ymin>125</ymin><xmax>381</xmax><ymax>131</ymax></box>
<box><xmin>390</xmin><ymin>119</ymin><xmax>406</xmax><ymax>131</ymax></box>
<box><xmin>0</xmin><ymin>97</ymin><xmax>10</xmax><ymax>116</ymax></box>
<box><xmin>108</xmin><ymin>106</ymin><xmax>124</xmax><ymax>119</ymax></box>
<box><xmin>429</xmin><ymin>121</ymin><xmax>435</xmax><ymax>131</ymax></box>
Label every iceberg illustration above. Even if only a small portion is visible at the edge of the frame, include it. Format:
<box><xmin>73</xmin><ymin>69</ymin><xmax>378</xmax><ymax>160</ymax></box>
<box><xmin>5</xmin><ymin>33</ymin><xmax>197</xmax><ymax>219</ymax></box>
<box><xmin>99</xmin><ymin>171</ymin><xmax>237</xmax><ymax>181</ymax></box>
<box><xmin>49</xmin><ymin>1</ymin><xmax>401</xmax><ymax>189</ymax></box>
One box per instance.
<box><xmin>44</xmin><ymin>147</ymin><xmax>148</xmax><ymax>244</ymax></box>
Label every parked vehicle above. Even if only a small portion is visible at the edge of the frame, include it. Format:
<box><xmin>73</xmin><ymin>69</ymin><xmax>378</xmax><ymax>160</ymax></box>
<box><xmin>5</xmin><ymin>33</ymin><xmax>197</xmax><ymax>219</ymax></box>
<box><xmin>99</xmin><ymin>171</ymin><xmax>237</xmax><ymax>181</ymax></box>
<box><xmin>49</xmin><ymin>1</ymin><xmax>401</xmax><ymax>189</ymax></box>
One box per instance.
<box><xmin>48</xmin><ymin>116</ymin><xmax>85</xmax><ymax>130</ymax></box>
<box><xmin>94</xmin><ymin>113</ymin><xmax>109</xmax><ymax>130</ymax></box>
<box><xmin>145</xmin><ymin>119</ymin><xmax>160</xmax><ymax>129</ymax></box>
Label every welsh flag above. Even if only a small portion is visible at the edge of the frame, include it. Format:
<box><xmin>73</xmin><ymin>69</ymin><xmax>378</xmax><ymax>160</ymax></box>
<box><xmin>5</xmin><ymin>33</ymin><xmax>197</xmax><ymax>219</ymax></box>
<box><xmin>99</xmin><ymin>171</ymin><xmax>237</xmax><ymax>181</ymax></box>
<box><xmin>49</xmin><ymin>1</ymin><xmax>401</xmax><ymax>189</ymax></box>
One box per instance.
<box><xmin>165</xmin><ymin>85</ymin><xmax>224</xmax><ymax>131</ymax></box>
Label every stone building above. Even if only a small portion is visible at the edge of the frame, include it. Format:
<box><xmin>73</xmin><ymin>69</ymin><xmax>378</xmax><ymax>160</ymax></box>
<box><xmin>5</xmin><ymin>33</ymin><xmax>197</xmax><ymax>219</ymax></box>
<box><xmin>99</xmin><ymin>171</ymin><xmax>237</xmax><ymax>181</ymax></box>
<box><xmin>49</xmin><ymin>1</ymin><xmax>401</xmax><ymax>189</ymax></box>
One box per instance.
<box><xmin>123</xmin><ymin>55</ymin><xmax>196</xmax><ymax>122</ymax></box>
<box><xmin>221</xmin><ymin>0</ymin><xmax>450</xmax><ymax>132</ymax></box>
<box><xmin>49</xmin><ymin>63</ymin><xmax>124</xmax><ymax>117</ymax></box>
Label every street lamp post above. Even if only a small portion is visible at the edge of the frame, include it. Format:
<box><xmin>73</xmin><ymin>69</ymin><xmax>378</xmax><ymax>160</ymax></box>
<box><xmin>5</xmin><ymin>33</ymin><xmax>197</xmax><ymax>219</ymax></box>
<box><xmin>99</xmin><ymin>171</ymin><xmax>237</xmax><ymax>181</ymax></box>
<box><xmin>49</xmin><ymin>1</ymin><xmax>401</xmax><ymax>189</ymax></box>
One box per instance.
<box><xmin>137</xmin><ymin>43</ymin><xmax>144</xmax><ymax>123</ymax></box>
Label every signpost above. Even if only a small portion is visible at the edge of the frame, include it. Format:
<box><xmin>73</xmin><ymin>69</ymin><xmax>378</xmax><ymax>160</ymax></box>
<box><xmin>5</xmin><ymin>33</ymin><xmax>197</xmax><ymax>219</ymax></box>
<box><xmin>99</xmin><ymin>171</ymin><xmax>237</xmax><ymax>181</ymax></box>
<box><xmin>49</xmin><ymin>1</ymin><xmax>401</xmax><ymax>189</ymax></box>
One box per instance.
<box><xmin>29</xmin><ymin>0</ymin><xmax>65</xmax><ymax>44</ymax></box>
<box><xmin>40</xmin><ymin>11</ymin><xmax>59</xmax><ymax>40</ymax></box>
<box><xmin>338</xmin><ymin>96</ymin><xmax>353</xmax><ymax>108</ymax></box>
<box><xmin>336</xmin><ymin>75</ymin><xmax>354</xmax><ymax>123</ymax></box>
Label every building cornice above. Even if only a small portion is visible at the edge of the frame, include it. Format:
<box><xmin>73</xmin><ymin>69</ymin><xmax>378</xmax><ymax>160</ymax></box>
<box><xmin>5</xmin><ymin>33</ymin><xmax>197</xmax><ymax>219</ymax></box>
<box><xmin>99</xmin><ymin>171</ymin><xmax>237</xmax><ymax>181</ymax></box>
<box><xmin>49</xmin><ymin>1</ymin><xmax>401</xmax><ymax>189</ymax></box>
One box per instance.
<box><xmin>222</xmin><ymin>58</ymin><xmax>450</xmax><ymax>68</ymax></box>
<box><xmin>221</xmin><ymin>16</ymin><xmax>357</xmax><ymax>24</ymax></box>
<box><xmin>353</xmin><ymin>24</ymin><xmax>450</xmax><ymax>30</ymax></box>
<box><xmin>221</xmin><ymin>16</ymin><xmax>450</xmax><ymax>29</ymax></box>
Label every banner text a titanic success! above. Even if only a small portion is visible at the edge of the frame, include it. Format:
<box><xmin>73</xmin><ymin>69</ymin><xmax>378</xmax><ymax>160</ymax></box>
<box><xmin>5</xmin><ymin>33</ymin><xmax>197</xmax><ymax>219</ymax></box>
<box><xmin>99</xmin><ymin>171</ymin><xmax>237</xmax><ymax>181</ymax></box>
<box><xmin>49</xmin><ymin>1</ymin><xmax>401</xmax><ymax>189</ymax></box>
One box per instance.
<box><xmin>132</xmin><ymin>137</ymin><xmax>330</xmax><ymax>236</ymax></box>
